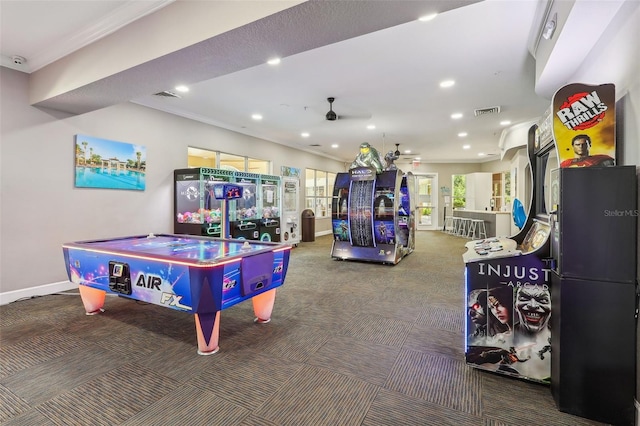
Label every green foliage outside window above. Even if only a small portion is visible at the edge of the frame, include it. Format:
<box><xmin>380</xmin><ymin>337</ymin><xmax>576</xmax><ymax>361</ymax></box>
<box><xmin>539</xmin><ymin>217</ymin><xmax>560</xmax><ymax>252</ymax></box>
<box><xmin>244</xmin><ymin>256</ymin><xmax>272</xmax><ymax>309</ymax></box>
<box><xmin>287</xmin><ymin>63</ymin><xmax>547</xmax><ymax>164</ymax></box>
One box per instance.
<box><xmin>453</xmin><ymin>174</ymin><xmax>466</xmax><ymax>208</ymax></box>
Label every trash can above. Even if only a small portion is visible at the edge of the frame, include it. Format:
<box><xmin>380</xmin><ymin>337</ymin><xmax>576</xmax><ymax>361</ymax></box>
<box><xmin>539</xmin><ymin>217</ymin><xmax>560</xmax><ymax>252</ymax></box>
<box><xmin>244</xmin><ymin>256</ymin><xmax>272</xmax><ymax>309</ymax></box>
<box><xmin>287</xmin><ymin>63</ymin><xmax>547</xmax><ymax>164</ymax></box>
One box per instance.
<box><xmin>301</xmin><ymin>209</ymin><xmax>315</xmax><ymax>242</ymax></box>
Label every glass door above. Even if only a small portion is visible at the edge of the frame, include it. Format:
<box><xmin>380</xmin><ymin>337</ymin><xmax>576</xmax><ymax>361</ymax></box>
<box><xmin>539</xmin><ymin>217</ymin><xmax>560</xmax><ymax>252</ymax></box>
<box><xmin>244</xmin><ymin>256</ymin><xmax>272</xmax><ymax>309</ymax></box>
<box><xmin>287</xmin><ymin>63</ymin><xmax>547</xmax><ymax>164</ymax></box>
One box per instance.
<box><xmin>414</xmin><ymin>173</ymin><xmax>438</xmax><ymax>230</ymax></box>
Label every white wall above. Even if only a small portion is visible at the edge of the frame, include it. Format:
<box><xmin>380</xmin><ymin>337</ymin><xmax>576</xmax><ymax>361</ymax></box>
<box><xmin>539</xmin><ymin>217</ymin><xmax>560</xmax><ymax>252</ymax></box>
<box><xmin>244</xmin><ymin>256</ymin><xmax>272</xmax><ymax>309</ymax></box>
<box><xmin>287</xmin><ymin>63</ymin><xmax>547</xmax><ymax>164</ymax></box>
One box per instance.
<box><xmin>0</xmin><ymin>67</ymin><xmax>344</xmax><ymax>301</ymax></box>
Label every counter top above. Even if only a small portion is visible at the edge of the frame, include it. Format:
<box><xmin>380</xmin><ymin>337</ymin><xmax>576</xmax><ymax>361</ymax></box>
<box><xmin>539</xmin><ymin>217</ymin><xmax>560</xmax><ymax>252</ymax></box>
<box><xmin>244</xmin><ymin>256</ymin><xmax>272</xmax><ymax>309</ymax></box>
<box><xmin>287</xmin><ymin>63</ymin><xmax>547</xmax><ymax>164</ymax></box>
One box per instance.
<box><xmin>454</xmin><ymin>210</ymin><xmax>511</xmax><ymax>215</ymax></box>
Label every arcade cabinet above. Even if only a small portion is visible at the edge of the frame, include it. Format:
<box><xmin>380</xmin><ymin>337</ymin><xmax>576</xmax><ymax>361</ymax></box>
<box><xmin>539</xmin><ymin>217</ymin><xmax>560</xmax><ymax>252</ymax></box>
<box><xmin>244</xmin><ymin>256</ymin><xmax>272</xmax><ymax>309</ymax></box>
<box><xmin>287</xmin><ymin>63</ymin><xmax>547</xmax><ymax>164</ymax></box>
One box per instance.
<box><xmin>330</xmin><ymin>167</ymin><xmax>415</xmax><ymax>264</ymax></box>
<box><xmin>174</xmin><ymin>167</ymin><xmax>235</xmax><ymax>238</ymax></box>
<box><xmin>463</xmin><ymin>115</ymin><xmax>558</xmax><ymax>384</ymax></box>
<box><xmin>231</xmin><ymin>171</ymin><xmax>261</xmax><ymax>240</ymax></box>
<box><xmin>550</xmin><ymin>166</ymin><xmax>637</xmax><ymax>426</ymax></box>
<box><xmin>547</xmin><ymin>83</ymin><xmax>637</xmax><ymax>426</ymax></box>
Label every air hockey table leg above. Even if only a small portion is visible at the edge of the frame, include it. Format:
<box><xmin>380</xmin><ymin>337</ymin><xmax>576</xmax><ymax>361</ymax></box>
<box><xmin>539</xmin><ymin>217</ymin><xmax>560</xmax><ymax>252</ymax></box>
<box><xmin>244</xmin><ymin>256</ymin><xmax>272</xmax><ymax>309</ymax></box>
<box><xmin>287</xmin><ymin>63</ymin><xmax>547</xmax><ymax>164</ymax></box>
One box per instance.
<box><xmin>252</xmin><ymin>288</ymin><xmax>277</xmax><ymax>324</ymax></box>
<box><xmin>194</xmin><ymin>311</ymin><xmax>221</xmax><ymax>355</ymax></box>
<box><xmin>78</xmin><ymin>285</ymin><xmax>106</xmax><ymax>315</ymax></box>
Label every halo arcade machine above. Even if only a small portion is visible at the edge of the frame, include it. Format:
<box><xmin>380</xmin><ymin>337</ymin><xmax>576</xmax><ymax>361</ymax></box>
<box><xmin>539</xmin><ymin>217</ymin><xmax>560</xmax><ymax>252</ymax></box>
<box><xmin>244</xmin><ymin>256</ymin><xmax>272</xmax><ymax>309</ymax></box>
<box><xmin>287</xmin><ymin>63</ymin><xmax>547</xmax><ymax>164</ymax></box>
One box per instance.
<box><xmin>330</xmin><ymin>166</ymin><xmax>415</xmax><ymax>265</ymax></box>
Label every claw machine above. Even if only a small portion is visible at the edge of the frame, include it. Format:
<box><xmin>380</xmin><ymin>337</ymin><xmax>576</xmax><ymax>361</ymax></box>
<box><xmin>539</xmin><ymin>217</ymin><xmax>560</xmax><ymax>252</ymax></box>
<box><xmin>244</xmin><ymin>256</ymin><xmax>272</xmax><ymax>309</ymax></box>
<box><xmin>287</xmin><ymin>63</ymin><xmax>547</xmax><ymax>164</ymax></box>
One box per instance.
<box><xmin>231</xmin><ymin>171</ymin><xmax>261</xmax><ymax>240</ymax></box>
<box><xmin>174</xmin><ymin>167</ymin><xmax>235</xmax><ymax>237</ymax></box>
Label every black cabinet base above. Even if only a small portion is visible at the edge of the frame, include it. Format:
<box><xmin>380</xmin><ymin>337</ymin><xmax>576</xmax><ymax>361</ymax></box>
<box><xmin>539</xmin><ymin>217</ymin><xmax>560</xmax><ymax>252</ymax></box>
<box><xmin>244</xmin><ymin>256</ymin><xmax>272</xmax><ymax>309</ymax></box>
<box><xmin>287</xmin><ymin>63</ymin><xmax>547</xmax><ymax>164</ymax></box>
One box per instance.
<box><xmin>551</xmin><ymin>274</ymin><xmax>637</xmax><ymax>426</ymax></box>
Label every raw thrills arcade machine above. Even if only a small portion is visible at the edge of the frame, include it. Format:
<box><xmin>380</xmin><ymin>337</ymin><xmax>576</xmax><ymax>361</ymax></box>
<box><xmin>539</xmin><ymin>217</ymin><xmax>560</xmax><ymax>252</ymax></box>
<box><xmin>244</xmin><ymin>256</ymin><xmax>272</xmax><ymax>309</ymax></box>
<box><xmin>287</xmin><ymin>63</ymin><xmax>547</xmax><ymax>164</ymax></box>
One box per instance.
<box><xmin>330</xmin><ymin>142</ymin><xmax>415</xmax><ymax>264</ymax></box>
<box><xmin>548</xmin><ymin>83</ymin><xmax>637</xmax><ymax>425</ymax></box>
<box><xmin>464</xmin><ymin>107</ymin><xmax>558</xmax><ymax>384</ymax></box>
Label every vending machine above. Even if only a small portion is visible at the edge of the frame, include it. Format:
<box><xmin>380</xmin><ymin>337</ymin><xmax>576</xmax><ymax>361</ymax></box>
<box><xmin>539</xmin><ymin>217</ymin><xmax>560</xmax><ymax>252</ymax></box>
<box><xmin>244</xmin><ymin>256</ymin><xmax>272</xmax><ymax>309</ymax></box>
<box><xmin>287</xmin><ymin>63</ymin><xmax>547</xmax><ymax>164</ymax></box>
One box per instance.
<box><xmin>281</xmin><ymin>176</ymin><xmax>300</xmax><ymax>245</ymax></box>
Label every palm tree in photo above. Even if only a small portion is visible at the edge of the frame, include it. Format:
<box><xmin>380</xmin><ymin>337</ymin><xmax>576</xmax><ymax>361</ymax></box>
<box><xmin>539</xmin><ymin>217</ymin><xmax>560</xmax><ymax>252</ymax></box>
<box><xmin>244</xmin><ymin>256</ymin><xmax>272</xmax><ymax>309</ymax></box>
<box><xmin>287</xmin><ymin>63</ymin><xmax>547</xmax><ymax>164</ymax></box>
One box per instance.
<box><xmin>76</xmin><ymin>144</ymin><xmax>83</xmax><ymax>165</ymax></box>
<box><xmin>136</xmin><ymin>151</ymin><xmax>141</xmax><ymax>170</ymax></box>
<box><xmin>81</xmin><ymin>141</ymin><xmax>88</xmax><ymax>166</ymax></box>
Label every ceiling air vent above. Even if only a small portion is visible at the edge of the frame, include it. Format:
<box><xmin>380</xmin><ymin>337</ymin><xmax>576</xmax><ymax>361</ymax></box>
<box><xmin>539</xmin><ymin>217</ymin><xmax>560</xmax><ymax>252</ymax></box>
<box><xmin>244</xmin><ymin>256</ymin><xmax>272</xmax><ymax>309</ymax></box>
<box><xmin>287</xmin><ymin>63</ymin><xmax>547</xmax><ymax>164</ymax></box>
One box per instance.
<box><xmin>153</xmin><ymin>90</ymin><xmax>181</xmax><ymax>98</ymax></box>
<box><xmin>474</xmin><ymin>106</ymin><xmax>501</xmax><ymax>117</ymax></box>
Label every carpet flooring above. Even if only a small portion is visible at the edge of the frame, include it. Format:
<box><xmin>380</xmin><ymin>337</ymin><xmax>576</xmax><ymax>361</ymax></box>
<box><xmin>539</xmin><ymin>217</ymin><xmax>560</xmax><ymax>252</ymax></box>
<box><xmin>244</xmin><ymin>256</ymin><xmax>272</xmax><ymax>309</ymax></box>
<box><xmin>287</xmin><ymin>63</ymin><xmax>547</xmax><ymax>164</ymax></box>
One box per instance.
<box><xmin>0</xmin><ymin>231</ymin><xmax>608</xmax><ymax>425</ymax></box>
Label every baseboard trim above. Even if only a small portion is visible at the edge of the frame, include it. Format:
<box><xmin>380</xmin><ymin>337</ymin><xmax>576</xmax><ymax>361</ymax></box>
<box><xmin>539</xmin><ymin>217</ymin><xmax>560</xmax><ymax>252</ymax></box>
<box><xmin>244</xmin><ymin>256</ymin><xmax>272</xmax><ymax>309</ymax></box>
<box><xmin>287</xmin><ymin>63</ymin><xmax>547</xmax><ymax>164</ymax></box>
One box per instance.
<box><xmin>316</xmin><ymin>230</ymin><xmax>332</xmax><ymax>237</ymax></box>
<box><xmin>0</xmin><ymin>281</ymin><xmax>76</xmax><ymax>306</ymax></box>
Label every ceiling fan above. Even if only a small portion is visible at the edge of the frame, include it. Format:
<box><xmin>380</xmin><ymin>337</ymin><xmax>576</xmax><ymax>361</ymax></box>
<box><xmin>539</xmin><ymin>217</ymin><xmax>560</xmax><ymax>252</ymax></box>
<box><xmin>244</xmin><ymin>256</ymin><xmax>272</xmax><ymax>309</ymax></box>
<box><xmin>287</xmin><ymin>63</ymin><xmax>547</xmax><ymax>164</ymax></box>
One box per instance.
<box><xmin>388</xmin><ymin>142</ymin><xmax>420</xmax><ymax>160</ymax></box>
<box><xmin>326</xmin><ymin>97</ymin><xmax>338</xmax><ymax>121</ymax></box>
<box><xmin>325</xmin><ymin>97</ymin><xmax>371</xmax><ymax>121</ymax></box>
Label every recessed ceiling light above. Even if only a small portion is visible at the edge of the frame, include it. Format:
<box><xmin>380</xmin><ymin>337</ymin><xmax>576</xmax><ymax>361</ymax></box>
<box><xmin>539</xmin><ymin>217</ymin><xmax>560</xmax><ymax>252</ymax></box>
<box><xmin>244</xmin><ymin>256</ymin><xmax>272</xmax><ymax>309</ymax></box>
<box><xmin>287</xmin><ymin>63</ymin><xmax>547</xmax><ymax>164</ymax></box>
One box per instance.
<box><xmin>500</xmin><ymin>120</ymin><xmax>512</xmax><ymax>126</ymax></box>
<box><xmin>414</xmin><ymin>157</ymin><xmax>422</xmax><ymax>160</ymax></box>
<box><xmin>458</xmin><ymin>132</ymin><xmax>468</xmax><ymax>137</ymax></box>
<box><xmin>463</xmin><ymin>144</ymin><xmax>471</xmax><ymax>150</ymax></box>
<box><xmin>451</xmin><ymin>113</ymin><xmax>463</xmax><ymax>119</ymax></box>
<box><xmin>251</xmin><ymin>114</ymin><xmax>263</xmax><ymax>120</ymax></box>
<box><xmin>404</xmin><ymin>150</ymin><xmax>412</xmax><ymax>154</ymax></box>
<box><xmin>418</xmin><ymin>13</ymin><xmax>437</xmax><ymax>22</ymax></box>
<box><xmin>267</xmin><ymin>58</ymin><xmax>281</xmax><ymax>65</ymax></box>
<box><xmin>301</xmin><ymin>132</ymin><xmax>310</xmax><ymax>138</ymax></box>
<box><xmin>478</xmin><ymin>152</ymin><xmax>486</xmax><ymax>156</ymax></box>
<box><xmin>367</xmin><ymin>124</ymin><xmax>376</xmax><ymax>130</ymax></box>
<box><xmin>440</xmin><ymin>80</ymin><xmax>455</xmax><ymax>88</ymax></box>
<box><xmin>175</xmin><ymin>85</ymin><xmax>189</xmax><ymax>92</ymax></box>
<box><xmin>331</xmin><ymin>144</ymin><xmax>339</xmax><ymax>148</ymax></box>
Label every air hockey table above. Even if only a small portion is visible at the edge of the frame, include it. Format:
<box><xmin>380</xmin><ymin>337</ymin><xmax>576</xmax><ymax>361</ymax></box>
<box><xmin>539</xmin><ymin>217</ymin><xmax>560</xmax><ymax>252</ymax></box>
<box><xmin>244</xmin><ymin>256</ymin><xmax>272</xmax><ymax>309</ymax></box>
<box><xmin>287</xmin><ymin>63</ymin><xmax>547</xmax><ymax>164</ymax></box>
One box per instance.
<box><xmin>62</xmin><ymin>233</ymin><xmax>291</xmax><ymax>355</ymax></box>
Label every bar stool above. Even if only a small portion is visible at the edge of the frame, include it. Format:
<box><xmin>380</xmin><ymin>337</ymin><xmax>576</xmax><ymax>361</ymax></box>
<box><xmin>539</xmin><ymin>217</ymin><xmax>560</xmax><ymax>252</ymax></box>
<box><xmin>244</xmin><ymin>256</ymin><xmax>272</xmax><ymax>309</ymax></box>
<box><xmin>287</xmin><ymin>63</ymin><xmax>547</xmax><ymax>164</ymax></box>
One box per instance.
<box><xmin>474</xmin><ymin>219</ymin><xmax>487</xmax><ymax>239</ymax></box>
<box><xmin>457</xmin><ymin>218</ymin><xmax>471</xmax><ymax>237</ymax></box>
<box><xmin>467</xmin><ymin>219</ymin><xmax>478</xmax><ymax>239</ymax></box>
<box><xmin>444</xmin><ymin>216</ymin><xmax>454</xmax><ymax>233</ymax></box>
<box><xmin>450</xmin><ymin>217</ymin><xmax>461</xmax><ymax>235</ymax></box>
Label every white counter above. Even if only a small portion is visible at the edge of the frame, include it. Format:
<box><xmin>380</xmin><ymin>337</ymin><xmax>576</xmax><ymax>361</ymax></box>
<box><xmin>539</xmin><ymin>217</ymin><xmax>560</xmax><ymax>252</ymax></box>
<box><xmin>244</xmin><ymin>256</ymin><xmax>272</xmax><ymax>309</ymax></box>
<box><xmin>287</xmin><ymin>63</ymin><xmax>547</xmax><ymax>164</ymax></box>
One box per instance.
<box><xmin>453</xmin><ymin>210</ymin><xmax>512</xmax><ymax>238</ymax></box>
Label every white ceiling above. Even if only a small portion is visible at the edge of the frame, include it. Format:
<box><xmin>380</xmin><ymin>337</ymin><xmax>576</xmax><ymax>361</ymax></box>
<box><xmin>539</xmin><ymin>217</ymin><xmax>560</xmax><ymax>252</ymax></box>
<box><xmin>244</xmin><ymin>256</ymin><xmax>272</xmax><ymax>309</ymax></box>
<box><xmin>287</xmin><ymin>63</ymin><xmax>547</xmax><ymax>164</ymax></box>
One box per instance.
<box><xmin>1</xmin><ymin>0</ymin><xmax>554</xmax><ymax>164</ymax></box>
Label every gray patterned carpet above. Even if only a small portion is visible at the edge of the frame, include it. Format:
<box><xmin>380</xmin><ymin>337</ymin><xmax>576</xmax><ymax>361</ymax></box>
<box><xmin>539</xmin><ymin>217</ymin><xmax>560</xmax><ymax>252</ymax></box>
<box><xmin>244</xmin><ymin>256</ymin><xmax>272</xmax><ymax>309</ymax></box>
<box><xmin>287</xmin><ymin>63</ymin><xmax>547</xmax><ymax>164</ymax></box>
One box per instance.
<box><xmin>0</xmin><ymin>231</ymin><xmax>608</xmax><ymax>425</ymax></box>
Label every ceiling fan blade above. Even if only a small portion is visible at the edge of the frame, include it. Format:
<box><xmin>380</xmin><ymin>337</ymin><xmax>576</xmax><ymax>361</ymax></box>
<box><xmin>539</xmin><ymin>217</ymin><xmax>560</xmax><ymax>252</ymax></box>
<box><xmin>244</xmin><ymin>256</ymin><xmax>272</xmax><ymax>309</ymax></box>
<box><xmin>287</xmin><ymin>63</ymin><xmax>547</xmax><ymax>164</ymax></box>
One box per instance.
<box><xmin>335</xmin><ymin>112</ymin><xmax>372</xmax><ymax>120</ymax></box>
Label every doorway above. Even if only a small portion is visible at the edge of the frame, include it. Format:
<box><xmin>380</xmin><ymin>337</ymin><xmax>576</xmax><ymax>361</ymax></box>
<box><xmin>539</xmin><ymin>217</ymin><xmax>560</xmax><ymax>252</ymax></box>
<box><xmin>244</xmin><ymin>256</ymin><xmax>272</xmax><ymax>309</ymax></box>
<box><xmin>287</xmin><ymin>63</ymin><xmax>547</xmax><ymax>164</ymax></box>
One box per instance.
<box><xmin>414</xmin><ymin>173</ymin><xmax>438</xmax><ymax>230</ymax></box>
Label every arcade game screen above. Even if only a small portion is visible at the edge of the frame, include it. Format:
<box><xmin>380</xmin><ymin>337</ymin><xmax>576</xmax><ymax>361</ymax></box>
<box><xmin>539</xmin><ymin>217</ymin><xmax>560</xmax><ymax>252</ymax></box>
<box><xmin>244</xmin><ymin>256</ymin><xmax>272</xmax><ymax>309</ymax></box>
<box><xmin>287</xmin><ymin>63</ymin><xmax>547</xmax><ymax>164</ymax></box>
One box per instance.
<box><xmin>519</xmin><ymin>220</ymin><xmax>550</xmax><ymax>253</ymax></box>
<box><xmin>373</xmin><ymin>189</ymin><xmax>395</xmax><ymax>219</ymax></box>
<box><xmin>398</xmin><ymin>185</ymin><xmax>410</xmax><ymax>216</ymax></box>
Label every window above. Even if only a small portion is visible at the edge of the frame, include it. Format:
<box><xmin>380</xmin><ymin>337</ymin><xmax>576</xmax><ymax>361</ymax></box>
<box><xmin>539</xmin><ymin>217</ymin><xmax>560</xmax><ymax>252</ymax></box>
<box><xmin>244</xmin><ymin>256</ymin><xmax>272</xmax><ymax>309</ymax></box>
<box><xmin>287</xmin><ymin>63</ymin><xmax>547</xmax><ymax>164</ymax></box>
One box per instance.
<box><xmin>305</xmin><ymin>168</ymin><xmax>335</xmax><ymax>219</ymax></box>
<box><xmin>187</xmin><ymin>147</ymin><xmax>270</xmax><ymax>173</ymax></box>
<box><xmin>452</xmin><ymin>174</ymin><xmax>466</xmax><ymax>208</ymax></box>
<box><xmin>188</xmin><ymin>147</ymin><xmax>217</xmax><ymax>168</ymax></box>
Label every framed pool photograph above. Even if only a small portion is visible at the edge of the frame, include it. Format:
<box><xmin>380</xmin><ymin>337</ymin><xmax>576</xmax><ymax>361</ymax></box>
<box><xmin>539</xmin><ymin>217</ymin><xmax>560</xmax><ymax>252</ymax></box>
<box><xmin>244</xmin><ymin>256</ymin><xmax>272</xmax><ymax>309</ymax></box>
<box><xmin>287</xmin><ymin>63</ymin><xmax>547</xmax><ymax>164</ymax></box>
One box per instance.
<box><xmin>75</xmin><ymin>134</ymin><xmax>146</xmax><ymax>190</ymax></box>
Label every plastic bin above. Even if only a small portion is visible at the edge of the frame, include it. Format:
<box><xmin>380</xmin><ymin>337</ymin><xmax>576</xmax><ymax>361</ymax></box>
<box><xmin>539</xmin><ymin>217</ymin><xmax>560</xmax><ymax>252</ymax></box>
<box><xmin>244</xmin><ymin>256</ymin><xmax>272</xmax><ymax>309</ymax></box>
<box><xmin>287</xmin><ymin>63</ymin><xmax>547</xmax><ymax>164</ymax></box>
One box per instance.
<box><xmin>301</xmin><ymin>209</ymin><xmax>315</xmax><ymax>242</ymax></box>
